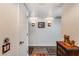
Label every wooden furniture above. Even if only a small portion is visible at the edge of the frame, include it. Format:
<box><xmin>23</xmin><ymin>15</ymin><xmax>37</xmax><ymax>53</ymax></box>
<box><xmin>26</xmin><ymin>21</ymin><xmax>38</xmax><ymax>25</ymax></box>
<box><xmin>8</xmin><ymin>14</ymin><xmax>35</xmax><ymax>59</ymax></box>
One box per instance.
<box><xmin>56</xmin><ymin>41</ymin><xmax>79</xmax><ymax>56</ymax></box>
<box><xmin>32</xmin><ymin>48</ymin><xmax>48</xmax><ymax>56</ymax></box>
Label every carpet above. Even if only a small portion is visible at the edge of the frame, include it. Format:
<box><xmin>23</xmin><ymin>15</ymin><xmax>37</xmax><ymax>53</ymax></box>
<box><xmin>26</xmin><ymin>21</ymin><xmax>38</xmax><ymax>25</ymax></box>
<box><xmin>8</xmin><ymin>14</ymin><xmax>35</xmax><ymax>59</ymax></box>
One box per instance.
<box><xmin>32</xmin><ymin>48</ymin><xmax>48</xmax><ymax>56</ymax></box>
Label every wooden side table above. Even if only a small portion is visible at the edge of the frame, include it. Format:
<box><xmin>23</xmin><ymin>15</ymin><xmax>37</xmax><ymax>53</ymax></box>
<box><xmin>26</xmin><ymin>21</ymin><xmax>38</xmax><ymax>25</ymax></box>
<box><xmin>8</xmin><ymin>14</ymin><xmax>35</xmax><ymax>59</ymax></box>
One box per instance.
<box><xmin>56</xmin><ymin>41</ymin><xmax>79</xmax><ymax>56</ymax></box>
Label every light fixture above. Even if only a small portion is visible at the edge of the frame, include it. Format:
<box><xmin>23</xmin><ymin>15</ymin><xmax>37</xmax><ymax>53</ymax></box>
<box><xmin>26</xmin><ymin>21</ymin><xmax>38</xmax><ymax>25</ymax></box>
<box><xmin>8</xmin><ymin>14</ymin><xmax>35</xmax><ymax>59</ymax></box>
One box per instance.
<box><xmin>30</xmin><ymin>17</ymin><xmax>37</xmax><ymax>27</ymax></box>
<box><xmin>45</xmin><ymin>17</ymin><xmax>53</xmax><ymax>27</ymax></box>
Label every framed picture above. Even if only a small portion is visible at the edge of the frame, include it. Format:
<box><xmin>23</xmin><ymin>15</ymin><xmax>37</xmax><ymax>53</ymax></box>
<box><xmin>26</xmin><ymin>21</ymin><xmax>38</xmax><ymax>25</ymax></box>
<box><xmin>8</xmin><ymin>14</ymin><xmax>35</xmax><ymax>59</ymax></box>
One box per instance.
<box><xmin>38</xmin><ymin>22</ymin><xmax>45</xmax><ymax>28</ymax></box>
<box><xmin>2</xmin><ymin>43</ymin><xmax>10</xmax><ymax>54</ymax></box>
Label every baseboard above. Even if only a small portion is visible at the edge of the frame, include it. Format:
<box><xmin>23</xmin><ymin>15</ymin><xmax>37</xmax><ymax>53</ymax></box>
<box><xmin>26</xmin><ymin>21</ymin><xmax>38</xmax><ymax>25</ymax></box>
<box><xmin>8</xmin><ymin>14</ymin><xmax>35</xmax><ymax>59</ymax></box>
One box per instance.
<box><xmin>29</xmin><ymin>46</ymin><xmax>56</xmax><ymax>48</ymax></box>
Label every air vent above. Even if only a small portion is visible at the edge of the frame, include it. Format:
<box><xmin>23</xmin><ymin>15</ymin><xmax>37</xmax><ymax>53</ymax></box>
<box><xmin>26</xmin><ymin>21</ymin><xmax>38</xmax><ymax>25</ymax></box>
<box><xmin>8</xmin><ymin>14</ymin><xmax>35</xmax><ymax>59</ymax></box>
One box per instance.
<box><xmin>56</xmin><ymin>3</ymin><xmax>64</xmax><ymax>8</ymax></box>
<box><xmin>55</xmin><ymin>16</ymin><xmax>62</xmax><ymax>19</ymax></box>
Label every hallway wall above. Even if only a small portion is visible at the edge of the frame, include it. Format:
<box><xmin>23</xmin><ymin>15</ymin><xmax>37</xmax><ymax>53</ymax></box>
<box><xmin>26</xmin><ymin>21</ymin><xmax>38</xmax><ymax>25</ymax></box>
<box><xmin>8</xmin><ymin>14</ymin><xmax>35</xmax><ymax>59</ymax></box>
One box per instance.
<box><xmin>0</xmin><ymin>3</ymin><xmax>19</xmax><ymax>55</ymax></box>
<box><xmin>62</xmin><ymin>4</ymin><xmax>79</xmax><ymax>46</ymax></box>
<box><xmin>29</xmin><ymin>18</ymin><xmax>61</xmax><ymax>46</ymax></box>
<box><xmin>19</xmin><ymin>4</ymin><xmax>28</xmax><ymax>56</ymax></box>
<box><xmin>0</xmin><ymin>3</ymin><xmax>28</xmax><ymax>56</ymax></box>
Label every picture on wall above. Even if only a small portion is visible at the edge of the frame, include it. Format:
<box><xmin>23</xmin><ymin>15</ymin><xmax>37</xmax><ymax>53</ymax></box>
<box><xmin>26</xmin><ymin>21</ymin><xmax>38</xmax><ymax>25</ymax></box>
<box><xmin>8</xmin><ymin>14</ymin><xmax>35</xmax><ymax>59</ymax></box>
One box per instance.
<box><xmin>38</xmin><ymin>22</ymin><xmax>45</xmax><ymax>28</ymax></box>
<box><xmin>2</xmin><ymin>38</ymin><xmax>10</xmax><ymax>54</ymax></box>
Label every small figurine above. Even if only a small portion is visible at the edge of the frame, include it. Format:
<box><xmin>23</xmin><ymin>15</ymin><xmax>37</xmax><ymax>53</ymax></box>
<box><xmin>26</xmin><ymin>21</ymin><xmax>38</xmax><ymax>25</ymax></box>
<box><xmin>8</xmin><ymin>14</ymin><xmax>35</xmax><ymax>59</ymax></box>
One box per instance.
<box><xmin>64</xmin><ymin>35</ymin><xmax>71</xmax><ymax>44</ymax></box>
<box><xmin>70</xmin><ymin>40</ymin><xmax>75</xmax><ymax>47</ymax></box>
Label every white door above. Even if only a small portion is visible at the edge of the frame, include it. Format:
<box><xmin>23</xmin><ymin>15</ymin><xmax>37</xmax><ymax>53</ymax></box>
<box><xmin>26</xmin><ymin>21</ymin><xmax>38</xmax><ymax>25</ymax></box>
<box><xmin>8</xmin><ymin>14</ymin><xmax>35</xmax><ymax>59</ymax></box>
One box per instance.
<box><xmin>19</xmin><ymin>4</ymin><xmax>29</xmax><ymax>56</ymax></box>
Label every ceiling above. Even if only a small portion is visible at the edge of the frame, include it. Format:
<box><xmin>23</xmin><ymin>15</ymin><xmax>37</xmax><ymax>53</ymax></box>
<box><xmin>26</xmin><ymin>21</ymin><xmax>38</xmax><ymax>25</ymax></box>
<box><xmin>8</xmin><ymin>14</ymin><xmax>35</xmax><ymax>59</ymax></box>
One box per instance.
<box><xmin>24</xmin><ymin>3</ymin><xmax>64</xmax><ymax>19</ymax></box>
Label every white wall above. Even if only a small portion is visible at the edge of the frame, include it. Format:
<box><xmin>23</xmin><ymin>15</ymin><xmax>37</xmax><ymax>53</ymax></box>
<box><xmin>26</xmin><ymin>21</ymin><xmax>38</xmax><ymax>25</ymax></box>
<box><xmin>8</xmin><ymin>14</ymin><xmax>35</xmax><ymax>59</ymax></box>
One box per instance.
<box><xmin>29</xmin><ymin>18</ymin><xmax>61</xmax><ymax>46</ymax></box>
<box><xmin>19</xmin><ymin>4</ymin><xmax>28</xmax><ymax>56</ymax></box>
<box><xmin>62</xmin><ymin>4</ymin><xmax>79</xmax><ymax>46</ymax></box>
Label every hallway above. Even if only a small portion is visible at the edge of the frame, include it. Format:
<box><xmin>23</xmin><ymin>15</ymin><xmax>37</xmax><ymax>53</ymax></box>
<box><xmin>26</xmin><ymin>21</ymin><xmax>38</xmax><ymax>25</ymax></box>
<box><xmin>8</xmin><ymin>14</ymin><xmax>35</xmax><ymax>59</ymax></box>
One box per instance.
<box><xmin>0</xmin><ymin>3</ymin><xmax>79</xmax><ymax>56</ymax></box>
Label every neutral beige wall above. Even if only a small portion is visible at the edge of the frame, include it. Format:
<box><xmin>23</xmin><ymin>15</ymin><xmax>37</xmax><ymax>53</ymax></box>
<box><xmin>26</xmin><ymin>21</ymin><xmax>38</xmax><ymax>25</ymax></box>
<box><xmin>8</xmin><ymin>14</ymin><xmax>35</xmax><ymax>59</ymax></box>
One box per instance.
<box><xmin>62</xmin><ymin>4</ymin><xmax>79</xmax><ymax>46</ymax></box>
<box><xmin>0</xmin><ymin>4</ymin><xmax>19</xmax><ymax>55</ymax></box>
<box><xmin>0</xmin><ymin>3</ymin><xmax>28</xmax><ymax>56</ymax></box>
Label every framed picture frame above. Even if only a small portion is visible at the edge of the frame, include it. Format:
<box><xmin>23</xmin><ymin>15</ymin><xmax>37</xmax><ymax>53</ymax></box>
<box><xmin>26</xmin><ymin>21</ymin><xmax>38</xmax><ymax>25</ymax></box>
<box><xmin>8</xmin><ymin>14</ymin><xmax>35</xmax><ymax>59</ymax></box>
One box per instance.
<box><xmin>38</xmin><ymin>22</ymin><xmax>45</xmax><ymax>28</ymax></box>
<box><xmin>2</xmin><ymin>43</ymin><xmax>10</xmax><ymax>54</ymax></box>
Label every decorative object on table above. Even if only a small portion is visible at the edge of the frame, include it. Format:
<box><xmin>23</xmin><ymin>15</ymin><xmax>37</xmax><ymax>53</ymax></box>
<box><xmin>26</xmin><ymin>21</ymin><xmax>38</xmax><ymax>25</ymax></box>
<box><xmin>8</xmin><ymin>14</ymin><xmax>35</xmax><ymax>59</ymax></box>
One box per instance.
<box><xmin>2</xmin><ymin>37</ymin><xmax>10</xmax><ymax>54</ymax></box>
<box><xmin>64</xmin><ymin>35</ymin><xmax>71</xmax><ymax>44</ymax></box>
<box><xmin>70</xmin><ymin>40</ymin><xmax>75</xmax><ymax>47</ymax></box>
<box><xmin>38</xmin><ymin>22</ymin><xmax>45</xmax><ymax>28</ymax></box>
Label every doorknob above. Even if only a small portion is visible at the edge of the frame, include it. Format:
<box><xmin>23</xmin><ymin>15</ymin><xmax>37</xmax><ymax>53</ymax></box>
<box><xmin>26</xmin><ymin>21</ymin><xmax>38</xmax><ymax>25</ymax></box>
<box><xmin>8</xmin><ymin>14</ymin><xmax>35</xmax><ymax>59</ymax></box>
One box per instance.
<box><xmin>19</xmin><ymin>41</ymin><xmax>24</xmax><ymax>45</ymax></box>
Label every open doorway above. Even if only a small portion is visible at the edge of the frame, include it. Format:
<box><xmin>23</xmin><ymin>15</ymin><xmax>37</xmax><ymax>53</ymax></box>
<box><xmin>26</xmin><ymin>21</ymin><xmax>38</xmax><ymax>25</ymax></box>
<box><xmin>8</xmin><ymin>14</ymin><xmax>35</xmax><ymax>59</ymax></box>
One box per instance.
<box><xmin>25</xmin><ymin>3</ymin><xmax>62</xmax><ymax>56</ymax></box>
